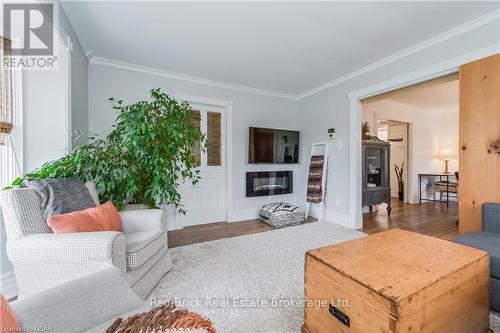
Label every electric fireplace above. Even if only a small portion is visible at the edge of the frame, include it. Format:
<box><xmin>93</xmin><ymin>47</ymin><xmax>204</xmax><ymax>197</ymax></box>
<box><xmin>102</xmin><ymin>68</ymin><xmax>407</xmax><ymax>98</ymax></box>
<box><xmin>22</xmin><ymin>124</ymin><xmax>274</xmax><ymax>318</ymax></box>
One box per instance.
<box><xmin>246</xmin><ymin>171</ymin><xmax>293</xmax><ymax>197</ymax></box>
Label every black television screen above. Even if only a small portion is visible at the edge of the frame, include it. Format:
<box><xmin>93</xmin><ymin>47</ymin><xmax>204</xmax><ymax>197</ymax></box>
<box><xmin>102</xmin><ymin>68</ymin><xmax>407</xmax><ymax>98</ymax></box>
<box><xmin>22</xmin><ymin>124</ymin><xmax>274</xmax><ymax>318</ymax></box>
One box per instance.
<box><xmin>248</xmin><ymin>127</ymin><xmax>299</xmax><ymax>164</ymax></box>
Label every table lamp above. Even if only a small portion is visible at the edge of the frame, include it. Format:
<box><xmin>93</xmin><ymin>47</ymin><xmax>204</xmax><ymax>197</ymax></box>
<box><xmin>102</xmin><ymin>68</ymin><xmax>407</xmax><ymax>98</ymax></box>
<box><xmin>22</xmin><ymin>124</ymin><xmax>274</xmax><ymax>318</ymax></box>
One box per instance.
<box><xmin>439</xmin><ymin>149</ymin><xmax>452</xmax><ymax>174</ymax></box>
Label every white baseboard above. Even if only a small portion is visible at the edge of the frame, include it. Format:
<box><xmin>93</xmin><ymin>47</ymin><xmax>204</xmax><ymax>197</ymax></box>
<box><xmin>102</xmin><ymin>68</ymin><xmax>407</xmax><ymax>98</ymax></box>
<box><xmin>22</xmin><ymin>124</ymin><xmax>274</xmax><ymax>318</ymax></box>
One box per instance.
<box><xmin>174</xmin><ymin>206</ymin><xmax>351</xmax><ymax>227</ymax></box>
<box><xmin>0</xmin><ymin>271</ymin><xmax>17</xmax><ymax>299</ymax></box>
<box><xmin>324</xmin><ymin>210</ymin><xmax>355</xmax><ymax>229</ymax></box>
<box><xmin>308</xmin><ymin>204</ymin><xmax>324</xmax><ymax>220</ymax></box>
<box><xmin>167</xmin><ymin>209</ymin><xmax>260</xmax><ymax>229</ymax></box>
<box><xmin>227</xmin><ymin>208</ymin><xmax>259</xmax><ymax>222</ymax></box>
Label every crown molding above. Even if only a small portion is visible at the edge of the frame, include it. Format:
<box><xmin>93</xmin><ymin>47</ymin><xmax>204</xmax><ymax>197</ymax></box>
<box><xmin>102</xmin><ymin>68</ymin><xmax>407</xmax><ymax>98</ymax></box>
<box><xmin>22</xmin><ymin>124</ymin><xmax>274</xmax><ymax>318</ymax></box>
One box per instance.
<box><xmin>296</xmin><ymin>9</ymin><xmax>500</xmax><ymax>100</ymax></box>
<box><xmin>90</xmin><ymin>57</ymin><xmax>298</xmax><ymax>100</ymax></box>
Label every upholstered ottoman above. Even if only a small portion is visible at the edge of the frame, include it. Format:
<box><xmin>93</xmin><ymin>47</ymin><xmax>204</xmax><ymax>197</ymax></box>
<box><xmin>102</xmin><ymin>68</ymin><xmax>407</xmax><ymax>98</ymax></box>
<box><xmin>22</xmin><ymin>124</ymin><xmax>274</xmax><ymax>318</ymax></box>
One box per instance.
<box><xmin>259</xmin><ymin>202</ymin><xmax>305</xmax><ymax>228</ymax></box>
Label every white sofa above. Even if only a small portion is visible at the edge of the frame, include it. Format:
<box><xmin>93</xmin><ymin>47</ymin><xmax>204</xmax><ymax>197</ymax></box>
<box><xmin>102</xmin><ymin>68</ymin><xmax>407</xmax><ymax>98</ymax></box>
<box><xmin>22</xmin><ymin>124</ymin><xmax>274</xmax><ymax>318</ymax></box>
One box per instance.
<box><xmin>0</xmin><ymin>188</ymin><xmax>173</xmax><ymax>299</ymax></box>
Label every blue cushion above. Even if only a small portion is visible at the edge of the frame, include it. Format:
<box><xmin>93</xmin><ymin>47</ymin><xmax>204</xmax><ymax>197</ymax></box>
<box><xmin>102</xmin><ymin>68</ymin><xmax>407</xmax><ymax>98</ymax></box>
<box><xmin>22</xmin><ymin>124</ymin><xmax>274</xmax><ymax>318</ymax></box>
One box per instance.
<box><xmin>483</xmin><ymin>203</ymin><xmax>500</xmax><ymax>233</ymax></box>
<box><xmin>454</xmin><ymin>231</ymin><xmax>500</xmax><ymax>278</ymax></box>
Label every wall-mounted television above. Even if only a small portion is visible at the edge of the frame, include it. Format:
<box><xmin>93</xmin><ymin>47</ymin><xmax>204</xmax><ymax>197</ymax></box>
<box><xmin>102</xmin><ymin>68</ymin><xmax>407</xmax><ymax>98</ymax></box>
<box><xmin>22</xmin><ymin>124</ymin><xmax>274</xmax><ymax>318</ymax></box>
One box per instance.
<box><xmin>248</xmin><ymin>127</ymin><xmax>300</xmax><ymax>164</ymax></box>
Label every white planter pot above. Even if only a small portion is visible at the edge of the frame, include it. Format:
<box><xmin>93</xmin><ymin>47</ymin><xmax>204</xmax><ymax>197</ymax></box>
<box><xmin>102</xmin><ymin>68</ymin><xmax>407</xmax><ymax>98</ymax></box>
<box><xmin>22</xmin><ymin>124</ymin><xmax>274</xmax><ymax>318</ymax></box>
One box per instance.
<box><xmin>122</xmin><ymin>203</ymin><xmax>168</xmax><ymax>231</ymax></box>
<box><xmin>122</xmin><ymin>203</ymin><xmax>149</xmax><ymax>211</ymax></box>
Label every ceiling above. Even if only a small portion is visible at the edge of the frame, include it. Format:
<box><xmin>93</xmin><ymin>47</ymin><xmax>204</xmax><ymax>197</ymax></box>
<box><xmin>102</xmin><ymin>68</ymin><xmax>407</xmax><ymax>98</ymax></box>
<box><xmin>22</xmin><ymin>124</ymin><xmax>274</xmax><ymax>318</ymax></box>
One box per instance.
<box><xmin>386</xmin><ymin>80</ymin><xmax>458</xmax><ymax>110</ymax></box>
<box><xmin>364</xmin><ymin>78</ymin><xmax>459</xmax><ymax>111</ymax></box>
<box><xmin>62</xmin><ymin>1</ymin><xmax>499</xmax><ymax>96</ymax></box>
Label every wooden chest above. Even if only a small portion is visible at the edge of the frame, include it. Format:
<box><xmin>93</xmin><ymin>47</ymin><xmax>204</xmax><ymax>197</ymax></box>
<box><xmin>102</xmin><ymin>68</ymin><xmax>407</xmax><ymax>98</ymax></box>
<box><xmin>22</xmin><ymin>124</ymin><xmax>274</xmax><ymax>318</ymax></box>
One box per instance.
<box><xmin>303</xmin><ymin>229</ymin><xmax>491</xmax><ymax>333</ymax></box>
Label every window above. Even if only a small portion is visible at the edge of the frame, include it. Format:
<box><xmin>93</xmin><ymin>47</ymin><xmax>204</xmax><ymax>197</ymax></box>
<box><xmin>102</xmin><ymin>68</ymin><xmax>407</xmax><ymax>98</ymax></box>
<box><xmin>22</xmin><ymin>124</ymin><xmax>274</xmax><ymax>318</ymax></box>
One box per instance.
<box><xmin>188</xmin><ymin>110</ymin><xmax>201</xmax><ymax>166</ymax></box>
<box><xmin>188</xmin><ymin>109</ymin><xmax>222</xmax><ymax>168</ymax></box>
<box><xmin>0</xmin><ymin>36</ymin><xmax>22</xmax><ymax>189</ymax></box>
<box><xmin>206</xmin><ymin>112</ymin><xmax>221</xmax><ymax>166</ymax></box>
<box><xmin>0</xmin><ymin>37</ymin><xmax>13</xmax><ymax>146</ymax></box>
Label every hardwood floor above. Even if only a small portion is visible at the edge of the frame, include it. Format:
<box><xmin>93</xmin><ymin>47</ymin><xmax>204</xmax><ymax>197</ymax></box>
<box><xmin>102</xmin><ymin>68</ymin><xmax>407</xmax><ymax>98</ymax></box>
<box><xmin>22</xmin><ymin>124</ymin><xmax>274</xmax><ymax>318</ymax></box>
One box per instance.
<box><xmin>168</xmin><ymin>217</ymin><xmax>317</xmax><ymax>248</ymax></box>
<box><xmin>362</xmin><ymin>198</ymin><xmax>459</xmax><ymax>240</ymax></box>
<box><xmin>167</xmin><ymin>199</ymin><xmax>458</xmax><ymax>248</ymax></box>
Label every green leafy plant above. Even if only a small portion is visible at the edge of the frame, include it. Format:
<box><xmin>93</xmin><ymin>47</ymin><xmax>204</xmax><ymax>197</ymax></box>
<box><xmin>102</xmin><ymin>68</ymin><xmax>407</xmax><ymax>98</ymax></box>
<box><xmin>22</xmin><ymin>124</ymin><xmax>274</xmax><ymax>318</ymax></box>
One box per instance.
<box><xmin>8</xmin><ymin>88</ymin><xmax>206</xmax><ymax>212</ymax></box>
<box><xmin>394</xmin><ymin>162</ymin><xmax>405</xmax><ymax>199</ymax></box>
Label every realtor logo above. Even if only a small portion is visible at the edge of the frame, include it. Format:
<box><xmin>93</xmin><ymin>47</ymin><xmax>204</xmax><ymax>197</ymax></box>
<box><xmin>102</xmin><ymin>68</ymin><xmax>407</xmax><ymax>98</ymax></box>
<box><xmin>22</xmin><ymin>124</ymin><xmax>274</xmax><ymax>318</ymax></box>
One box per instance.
<box><xmin>3</xmin><ymin>3</ymin><xmax>53</xmax><ymax>56</ymax></box>
<box><xmin>2</xmin><ymin>1</ymin><xmax>58</xmax><ymax>69</ymax></box>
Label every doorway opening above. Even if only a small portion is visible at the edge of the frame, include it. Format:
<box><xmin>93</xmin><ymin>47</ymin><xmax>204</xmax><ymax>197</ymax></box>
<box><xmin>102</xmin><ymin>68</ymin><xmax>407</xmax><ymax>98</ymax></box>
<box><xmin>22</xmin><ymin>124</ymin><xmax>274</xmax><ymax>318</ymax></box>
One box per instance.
<box><xmin>377</xmin><ymin>120</ymin><xmax>409</xmax><ymax>203</ymax></box>
<box><xmin>359</xmin><ymin>74</ymin><xmax>459</xmax><ymax>240</ymax></box>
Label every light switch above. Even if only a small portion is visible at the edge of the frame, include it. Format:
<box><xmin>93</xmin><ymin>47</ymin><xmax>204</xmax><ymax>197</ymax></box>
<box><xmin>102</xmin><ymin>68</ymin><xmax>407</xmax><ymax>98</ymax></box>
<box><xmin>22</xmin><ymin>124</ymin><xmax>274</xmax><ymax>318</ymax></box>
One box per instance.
<box><xmin>337</xmin><ymin>140</ymin><xmax>343</xmax><ymax>149</ymax></box>
<box><xmin>328</xmin><ymin>128</ymin><xmax>336</xmax><ymax>139</ymax></box>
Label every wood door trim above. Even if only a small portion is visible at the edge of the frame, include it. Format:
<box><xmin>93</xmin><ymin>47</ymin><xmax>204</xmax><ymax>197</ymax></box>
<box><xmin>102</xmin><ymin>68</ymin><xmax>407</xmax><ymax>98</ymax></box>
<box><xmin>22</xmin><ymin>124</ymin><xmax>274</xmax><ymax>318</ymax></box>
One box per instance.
<box><xmin>459</xmin><ymin>53</ymin><xmax>500</xmax><ymax>234</ymax></box>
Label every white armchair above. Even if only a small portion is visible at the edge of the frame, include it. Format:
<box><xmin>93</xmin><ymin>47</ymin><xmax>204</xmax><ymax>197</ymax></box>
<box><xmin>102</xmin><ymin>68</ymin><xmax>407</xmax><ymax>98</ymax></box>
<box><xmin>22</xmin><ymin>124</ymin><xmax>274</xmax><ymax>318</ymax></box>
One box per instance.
<box><xmin>0</xmin><ymin>188</ymin><xmax>173</xmax><ymax>299</ymax></box>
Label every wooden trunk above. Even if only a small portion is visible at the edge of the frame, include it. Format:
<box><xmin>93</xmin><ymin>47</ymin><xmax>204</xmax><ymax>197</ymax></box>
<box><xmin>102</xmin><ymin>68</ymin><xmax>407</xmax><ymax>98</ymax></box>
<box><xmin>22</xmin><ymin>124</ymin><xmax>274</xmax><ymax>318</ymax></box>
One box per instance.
<box><xmin>459</xmin><ymin>53</ymin><xmax>500</xmax><ymax>234</ymax></box>
<box><xmin>303</xmin><ymin>229</ymin><xmax>490</xmax><ymax>333</ymax></box>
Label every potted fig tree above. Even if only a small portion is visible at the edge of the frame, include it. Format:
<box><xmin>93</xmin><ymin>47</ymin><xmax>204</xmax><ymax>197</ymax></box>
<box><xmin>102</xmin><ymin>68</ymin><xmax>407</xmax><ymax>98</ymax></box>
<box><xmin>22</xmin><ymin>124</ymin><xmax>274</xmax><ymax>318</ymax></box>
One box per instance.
<box><xmin>9</xmin><ymin>88</ymin><xmax>205</xmax><ymax>214</ymax></box>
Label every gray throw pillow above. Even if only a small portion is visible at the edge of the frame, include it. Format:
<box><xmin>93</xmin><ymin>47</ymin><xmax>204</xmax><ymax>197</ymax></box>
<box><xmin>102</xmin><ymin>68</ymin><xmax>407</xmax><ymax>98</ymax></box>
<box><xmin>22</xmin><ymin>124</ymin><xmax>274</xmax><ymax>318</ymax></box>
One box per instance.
<box><xmin>24</xmin><ymin>178</ymin><xmax>96</xmax><ymax>219</ymax></box>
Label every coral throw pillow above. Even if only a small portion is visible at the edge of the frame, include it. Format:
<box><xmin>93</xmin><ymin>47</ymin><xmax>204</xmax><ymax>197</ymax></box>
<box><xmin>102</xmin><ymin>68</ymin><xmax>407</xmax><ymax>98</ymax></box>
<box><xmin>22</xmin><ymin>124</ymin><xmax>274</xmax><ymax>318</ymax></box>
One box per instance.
<box><xmin>48</xmin><ymin>201</ymin><xmax>123</xmax><ymax>233</ymax></box>
<box><xmin>0</xmin><ymin>295</ymin><xmax>19</xmax><ymax>332</ymax></box>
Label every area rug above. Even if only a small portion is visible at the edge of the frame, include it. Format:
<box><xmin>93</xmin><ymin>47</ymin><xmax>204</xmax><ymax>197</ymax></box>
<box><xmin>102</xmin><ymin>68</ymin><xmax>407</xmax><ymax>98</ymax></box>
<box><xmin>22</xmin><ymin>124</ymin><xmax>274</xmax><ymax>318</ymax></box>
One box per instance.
<box><xmin>150</xmin><ymin>221</ymin><xmax>363</xmax><ymax>332</ymax></box>
<box><xmin>492</xmin><ymin>312</ymin><xmax>500</xmax><ymax>332</ymax></box>
<box><xmin>150</xmin><ymin>222</ymin><xmax>500</xmax><ymax>332</ymax></box>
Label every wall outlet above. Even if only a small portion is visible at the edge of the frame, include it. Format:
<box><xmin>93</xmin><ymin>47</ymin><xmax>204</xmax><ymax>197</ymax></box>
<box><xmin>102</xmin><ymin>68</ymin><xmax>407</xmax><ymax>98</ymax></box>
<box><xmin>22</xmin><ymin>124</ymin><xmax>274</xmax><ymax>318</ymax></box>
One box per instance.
<box><xmin>335</xmin><ymin>198</ymin><xmax>342</xmax><ymax>207</ymax></box>
<box><xmin>337</xmin><ymin>140</ymin><xmax>343</xmax><ymax>149</ymax></box>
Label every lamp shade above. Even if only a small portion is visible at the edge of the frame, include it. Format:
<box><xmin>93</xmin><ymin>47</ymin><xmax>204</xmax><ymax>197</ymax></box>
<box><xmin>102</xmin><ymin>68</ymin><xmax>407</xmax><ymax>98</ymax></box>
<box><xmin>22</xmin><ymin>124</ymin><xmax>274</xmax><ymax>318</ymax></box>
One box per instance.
<box><xmin>439</xmin><ymin>149</ymin><xmax>452</xmax><ymax>160</ymax></box>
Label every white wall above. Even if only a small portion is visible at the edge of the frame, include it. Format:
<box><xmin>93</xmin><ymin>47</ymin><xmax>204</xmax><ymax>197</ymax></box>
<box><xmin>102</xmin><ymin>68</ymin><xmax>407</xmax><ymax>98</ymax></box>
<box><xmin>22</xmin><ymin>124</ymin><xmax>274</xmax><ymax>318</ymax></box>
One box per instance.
<box><xmin>22</xmin><ymin>1</ymin><xmax>89</xmax><ymax>173</ymax></box>
<box><xmin>57</xmin><ymin>2</ymin><xmax>89</xmax><ymax>147</ymax></box>
<box><xmin>22</xmin><ymin>40</ymin><xmax>68</xmax><ymax>172</ymax></box>
<box><xmin>388</xmin><ymin>124</ymin><xmax>408</xmax><ymax>200</ymax></box>
<box><xmin>362</xmin><ymin>101</ymin><xmax>458</xmax><ymax>203</ymax></box>
<box><xmin>297</xmin><ymin>19</ymin><xmax>499</xmax><ymax>227</ymax></box>
<box><xmin>88</xmin><ymin>63</ymin><xmax>300</xmax><ymax>226</ymax></box>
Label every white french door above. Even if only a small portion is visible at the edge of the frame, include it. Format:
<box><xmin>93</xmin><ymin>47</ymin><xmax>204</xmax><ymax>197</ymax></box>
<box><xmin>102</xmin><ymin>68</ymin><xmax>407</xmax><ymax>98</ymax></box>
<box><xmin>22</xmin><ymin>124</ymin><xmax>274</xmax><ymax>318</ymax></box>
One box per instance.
<box><xmin>177</xmin><ymin>103</ymin><xmax>227</xmax><ymax>227</ymax></box>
